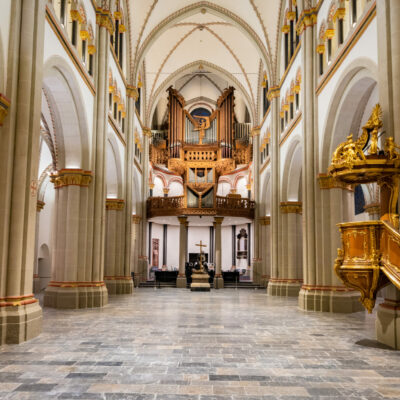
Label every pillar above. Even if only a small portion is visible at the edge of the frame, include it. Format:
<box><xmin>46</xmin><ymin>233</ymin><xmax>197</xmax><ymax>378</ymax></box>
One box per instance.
<box><xmin>0</xmin><ymin>0</ymin><xmax>45</xmax><ymax>344</ymax></box>
<box><xmin>177</xmin><ymin>216</ymin><xmax>188</xmax><ymax>288</ymax></box>
<box><xmin>33</xmin><ymin>200</ymin><xmax>45</xmax><ymax>293</ymax></box>
<box><xmin>266</xmin><ymin>87</ymin><xmax>281</xmax><ymax>296</ymax></box>
<box><xmin>259</xmin><ymin>216</ymin><xmax>270</xmax><ymax>288</ymax></box>
<box><xmin>137</xmin><ymin>127</ymin><xmax>151</xmax><ymax>282</ymax></box>
<box><xmin>213</xmin><ymin>217</ymin><xmax>224</xmax><ymax>289</ymax></box>
<box><xmin>104</xmin><ymin>199</ymin><xmax>133</xmax><ymax>294</ymax></box>
<box><xmin>131</xmin><ymin>215</ymin><xmax>141</xmax><ymax>287</ymax></box>
<box><xmin>269</xmin><ymin>203</ymin><xmax>303</xmax><ymax>296</ymax></box>
<box><xmin>44</xmin><ymin>170</ymin><xmax>108</xmax><ymax>308</ymax></box>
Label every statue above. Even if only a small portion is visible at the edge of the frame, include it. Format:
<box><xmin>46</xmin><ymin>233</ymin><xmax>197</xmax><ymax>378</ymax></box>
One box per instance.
<box><xmin>190</xmin><ymin>240</ymin><xmax>211</xmax><ymax>291</ymax></box>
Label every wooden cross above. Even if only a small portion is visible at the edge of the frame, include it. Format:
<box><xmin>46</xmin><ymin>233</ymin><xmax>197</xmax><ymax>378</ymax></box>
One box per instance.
<box><xmin>195</xmin><ymin>240</ymin><xmax>207</xmax><ymax>256</ymax></box>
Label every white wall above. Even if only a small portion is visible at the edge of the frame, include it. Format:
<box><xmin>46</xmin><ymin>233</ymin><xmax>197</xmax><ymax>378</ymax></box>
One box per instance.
<box><xmin>166</xmin><ymin>225</ymin><xmax>179</xmax><ymax>268</ymax></box>
<box><xmin>221</xmin><ymin>225</ymin><xmax>233</xmax><ymax>271</ymax></box>
<box><xmin>188</xmin><ymin>226</ymin><xmax>210</xmax><ymax>261</ymax></box>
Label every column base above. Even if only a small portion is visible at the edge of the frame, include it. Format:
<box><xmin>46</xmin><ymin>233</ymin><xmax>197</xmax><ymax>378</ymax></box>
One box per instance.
<box><xmin>298</xmin><ymin>287</ymin><xmax>364</xmax><ymax>313</ymax></box>
<box><xmin>44</xmin><ymin>282</ymin><xmax>108</xmax><ymax>309</ymax></box>
<box><xmin>261</xmin><ymin>275</ymin><xmax>269</xmax><ymax>288</ymax></box>
<box><xmin>376</xmin><ymin>300</ymin><xmax>400</xmax><ymax>350</ymax></box>
<box><xmin>267</xmin><ymin>280</ymin><xmax>302</xmax><ymax>297</ymax></box>
<box><xmin>213</xmin><ymin>276</ymin><xmax>224</xmax><ymax>289</ymax></box>
<box><xmin>138</xmin><ymin>258</ymin><xmax>148</xmax><ymax>282</ymax></box>
<box><xmin>104</xmin><ymin>277</ymin><xmax>133</xmax><ymax>295</ymax></box>
<box><xmin>0</xmin><ymin>298</ymin><xmax>42</xmax><ymax>344</ymax></box>
<box><xmin>176</xmin><ymin>276</ymin><xmax>187</xmax><ymax>288</ymax></box>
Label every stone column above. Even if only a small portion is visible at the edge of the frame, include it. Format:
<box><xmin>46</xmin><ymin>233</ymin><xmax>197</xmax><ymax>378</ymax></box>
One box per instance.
<box><xmin>137</xmin><ymin>127</ymin><xmax>151</xmax><ymax>282</ymax></box>
<box><xmin>44</xmin><ymin>170</ymin><xmax>108</xmax><ymax>308</ymax></box>
<box><xmin>131</xmin><ymin>215</ymin><xmax>141</xmax><ymax>287</ymax></box>
<box><xmin>0</xmin><ymin>0</ymin><xmax>45</xmax><ymax>344</ymax></box>
<box><xmin>33</xmin><ymin>200</ymin><xmax>45</xmax><ymax>293</ymax></box>
<box><xmin>251</xmin><ymin>127</ymin><xmax>262</xmax><ymax>284</ymax></box>
<box><xmin>177</xmin><ymin>216</ymin><xmax>188</xmax><ymax>288</ymax></box>
<box><xmin>269</xmin><ymin>202</ymin><xmax>303</xmax><ymax>296</ymax></box>
<box><xmin>213</xmin><ymin>217</ymin><xmax>224</xmax><ymax>289</ymax></box>
<box><xmin>266</xmin><ymin>87</ymin><xmax>281</xmax><ymax>296</ymax></box>
<box><xmin>376</xmin><ymin>0</ymin><xmax>400</xmax><ymax>143</ymax></box>
<box><xmin>300</xmin><ymin>175</ymin><xmax>363</xmax><ymax>312</ymax></box>
<box><xmin>259</xmin><ymin>216</ymin><xmax>270</xmax><ymax>287</ymax></box>
<box><xmin>104</xmin><ymin>199</ymin><xmax>132</xmax><ymax>294</ymax></box>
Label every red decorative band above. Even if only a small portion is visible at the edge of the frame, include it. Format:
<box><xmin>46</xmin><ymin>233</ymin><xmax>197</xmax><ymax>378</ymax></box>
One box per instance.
<box><xmin>0</xmin><ymin>294</ymin><xmax>38</xmax><ymax>307</ymax></box>
<box><xmin>380</xmin><ymin>300</ymin><xmax>400</xmax><ymax>311</ymax></box>
<box><xmin>104</xmin><ymin>276</ymin><xmax>132</xmax><ymax>280</ymax></box>
<box><xmin>301</xmin><ymin>284</ymin><xmax>356</xmax><ymax>292</ymax></box>
<box><xmin>269</xmin><ymin>278</ymin><xmax>303</xmax><ymax>283</ymax></box>
<box><xmin>48</xmin><ymin>281</ymin><xmax>105</xmax><ymax>288</ymax></box>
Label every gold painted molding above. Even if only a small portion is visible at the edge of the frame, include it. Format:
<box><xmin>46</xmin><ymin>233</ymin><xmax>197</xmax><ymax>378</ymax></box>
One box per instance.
<box><xmin>50</xmin><ymin>169</ymin><xmax>92</xmax><ymax>189</ymax></box>
<box><xmin>317</xmin><ymin>173</ymin><xmax>353</xmax><ymax>191</ymax></box>
<box><xmin>280</xmin><ymin>201</ymin><xmax>302</xmax><ymax>214</ymax></box>
<box><xmin>37</xmin><ymin>200</ymin><xmax>45</xmax><ymax>212</ymax></box>
<box><xmin>213</xmin><ymin>216</ymin><xmax>224</xmax><ymax>225</ymax></box>
<box><xmin>267</xmin><ymin>86</ymin><xmax>280</xmax><ymax>101</ymax></box>
<box><xmin>178</xmin><ymin>215</ymin><xmax>188</xmax><ymax>224</ymax></box>
<box><xmin>0</xmin><ymin>94</ymin><xmax>10</xmax><ymax>126</ymax></box>
<box><xmin>259</xmin><ymin>216</ymin><xmax>270</xmax><ymax>225</ymax></box>
<box><xmin>127</xmin><ymin>85</ymin><xmax>139</xmax><ymax>100</ymax></box>
<box><xmin>132</xmin><ymin>215</ymin><xmax>141</xmax><ymax>224</ymax></box>
<box><xmin>106</xmin><ymin>198</ymin><xmax>125</xmax><ymax>210</ymax></box>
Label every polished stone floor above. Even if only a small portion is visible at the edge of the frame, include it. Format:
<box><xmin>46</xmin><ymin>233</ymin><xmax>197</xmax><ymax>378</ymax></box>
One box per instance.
<box><xmin>0</xmin><ymin>289</ymin><xmax>400</xmax><ymax>400</ymax></box>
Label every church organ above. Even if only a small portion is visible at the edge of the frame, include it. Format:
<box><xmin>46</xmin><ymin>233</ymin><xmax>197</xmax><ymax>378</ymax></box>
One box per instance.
<box><xmin>148</xmin><ymin>86</ymin><xmax>254</xmax><ymax>218</ymax></box>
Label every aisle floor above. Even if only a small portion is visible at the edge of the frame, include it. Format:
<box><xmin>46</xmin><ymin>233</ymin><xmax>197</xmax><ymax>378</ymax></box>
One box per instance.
<box><xmin>0</xmin><ymin>289</ymin><xmax>399</xmax><ymax>399</ymax></box>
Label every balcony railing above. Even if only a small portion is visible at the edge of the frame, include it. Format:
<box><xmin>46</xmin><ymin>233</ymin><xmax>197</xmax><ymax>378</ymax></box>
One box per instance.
<box><xmin>147</xmin><ymin>195</ymin><xmax>255</xmax><ymax>219</ymax></box>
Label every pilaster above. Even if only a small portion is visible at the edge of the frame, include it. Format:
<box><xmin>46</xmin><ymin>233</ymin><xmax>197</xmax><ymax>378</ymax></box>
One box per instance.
<box><xmin>177</xmin><ymin>216</ymin><xmax>188</xmax><ymax>288</ymax></box>
<box><xmin>213</xmin><ymin>217</ymin><xmax>224</xmax><ymax>289</ymax></box>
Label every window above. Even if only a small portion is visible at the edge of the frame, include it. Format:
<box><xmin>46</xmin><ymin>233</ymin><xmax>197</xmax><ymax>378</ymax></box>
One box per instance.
<box><xmin>295</xmin><ymin>93</ymin><xmax>299</xmax><ymax>111</ymax></box>
<box><xmin>119</xmin><ymin>32</ymin><xmax>124</xmax><ymax>66</ymax></box>
<box><xmin>122</xmin><ymin>118</ymin><xmax>125</xmax><ymax>133</ymax></box>
<box><xmin>109</xmin><ymin>93</ymin><xmax>112</xmax><ymax>110</ymax></box>
<box><xmin>281</xmin><ymin>118</ymin><xmax>284</xmax><ymax>132</ymax></box>
<box><xmin>82</xmin><ymin>40</ymin><xmax>86</xmax><ymax>64</ymax></box>
<box><xmin>89</xmin><ymin>54</ymin><xmax>94</xmax><ymax>76</ymax></box>
<box><xmin>71</xmin><ymin>20</ymin><xmax>78</xmax><ymax>46</ymax></box>
<box><xmin>290</xmin><ymin>20</ymin><xmax>294</xmax><ymax>58</ymax></box>
<box><xmin>113</xmin><ymin>102</ymin><xmax>117</xmax><ymax>120</ymax></box>
<box><xmin>327</xmin><ymin>38</ymin><xmax>332</xmax><ymax>63</ymax></box>
<box><xmin>290</xmin><ymin>102</ymin><xmax>294</xmax><ymax>120</ymax></box>
<box><xmin>351</xmin><ymin>0</ymin><xmax>357</xmax><ymax>25</ymax></box>
<box><xmin>338</xmin><ymin>18</ymin><xmax>344</xmax><ymax>45</ymax></box>
<box><xmin>60</xmin><ymin>0</ymin><xmax>66</xmax><ymax>26</ymax></box>
<box><xmin>284</xmin><ymin>33</ymin><xmax>289</xmax><ymax>69</ymax></box>
<box><xmin>319</xmin><ymin>53</ymin><xmax>324</xmax><ymax>76</ymax></box>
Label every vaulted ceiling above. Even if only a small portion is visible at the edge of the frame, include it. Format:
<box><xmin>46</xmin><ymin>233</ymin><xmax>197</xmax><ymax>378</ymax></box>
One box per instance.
<box><xmin>125</xmin><ymin>0</ymin><xmax>284</xmax><ymax>125</ymax></box>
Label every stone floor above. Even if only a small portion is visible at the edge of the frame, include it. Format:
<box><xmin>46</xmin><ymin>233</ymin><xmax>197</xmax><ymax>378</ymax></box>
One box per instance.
<box><xmin>1</xmin><ymin>289</ymin><xmax>400</xmax><ymax>400</ymax></box>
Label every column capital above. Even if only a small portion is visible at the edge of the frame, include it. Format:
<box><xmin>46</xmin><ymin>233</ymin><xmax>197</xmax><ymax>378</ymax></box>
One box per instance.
<box><xmin>280</xmin><ymin>201</ymin><xmax>302</xmax><ymax>214</ymax></box>
<box><xmin>364</xmin><ymin>202</ymin><xmax>381</xmax><ymax>216</ymax></box>
<box><xmin>0</xmin><ymin>94</ymin><xmax>11</xmax><ymax>126</ymax></box>
<box><xmin>50</xmin><ymin>169</ymin><xmax>92</xmax><ymax>189</ymax></box>
<box><xmin>163</xmin><ymin>188</ymin><xmax>169</xmax><ymax>194</ymax></box>
<box><xmin>251</xmin><ymin>126</ymin><xmax>261</xmax><ymax>137</ymax></box>
<box><xmin>96</xmin><ymin>7</ymin><xmax>113</xmax><ymax>35</ymax></box>
<box><xmin>132</xmin><ymin>214</ymin><xmax>141</xmax><ymax>224</ymax></box>
<box><xmin>213</xmin><ymin>216</ymin><xmax>224</xmax><ymax>225</ymax></box>
<box><xmin>143</xmin><ymin>127</ymin><xmax>152</xmax><ymax>138</ymax></box>
<box><xmin>259</xmin><ymin>216</ymin><xmax>271</xmax><ymax>225</ymax></box>
<box><xmin>267</xmin><ymin>86</ymin><xmax>280</xmax><ymax>101</ymax></box>
<box><xmin>106</xmin><ymin>198</ymin><xmax>125</xmax><ymax>210</ymax></box>
<box><xmin>36</xmin><ymin>200</ymin><xmax>45</xmax><ymax>212</ymax></box>
<box><xmin>295</xmin><ymin>8</ymin><xmax>317</xmax><ymax>36</ymax></box>
<box><xmin>178</xmin><ymin>215</ymin><xmax>188</xmax><ymax>225</ymax></box>
<box><xmin>127</xmin><ymin>85</ymin><xmax>139</xmax><ymax>100</ymax></box>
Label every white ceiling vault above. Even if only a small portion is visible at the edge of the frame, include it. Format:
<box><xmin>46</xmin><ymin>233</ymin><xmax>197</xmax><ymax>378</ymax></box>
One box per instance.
<box><xmin>125</xmin><ymin>0</ymin><xmax>285</xmax><ymax>126</ymax></box>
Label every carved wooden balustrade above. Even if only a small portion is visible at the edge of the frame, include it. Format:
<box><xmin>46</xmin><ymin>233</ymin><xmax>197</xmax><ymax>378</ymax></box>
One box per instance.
<box><xmin>150</xmin><ymin>144</ymin><xmax>168</xmax><ymax>165</ymax></box>
<box><xmin>147</xmin><ymin>195</ymin><xmax>255</xmax><ymax>219</ymax></box>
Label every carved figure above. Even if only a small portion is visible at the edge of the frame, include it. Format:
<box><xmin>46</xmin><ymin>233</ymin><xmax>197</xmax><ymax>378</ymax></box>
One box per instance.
<box><xmin>384</xmin><ymin>137</ymin><xmax>400</xmax><ymax>160</ymax></box>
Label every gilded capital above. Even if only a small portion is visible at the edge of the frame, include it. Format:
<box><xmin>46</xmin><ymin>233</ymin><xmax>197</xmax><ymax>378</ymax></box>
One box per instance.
<box><xmin>106</xmin><ymin>198</ymin><xmax>125</xmax><ymax>210</ymax></box>
<box><xmin>163</xmin><ymin>188</ymin><xmax>170</xmax><ymax>194</ymax></box>
<box><xmin>296</xmin><ymin>8</ymin><xmax>317</xmax><ymax>36</ymax></box>
<box><xmin>280</xmin><ymin>201</ymin><xmax>302</xmax><ymax>214</ymax></box>
<box><xmin>37</xmin><ymin>200</ymin><xmax>45</xmax><ymax>212</ymax></box>
<box><xmin>50</xmin><ymin>169</ymin><xmax>92</xmax><ymax>189</ymax></box>
<box><xmin>259</xmin><ymin>216</ymin><xmax>271</xmax><ymax>225</ymax></box>
<box><xmin>132</xmin><ymin>214</ymin><xmax>141</xmax><ymax>224</ymax></box>
<box><xmin>143</xmin><ymin>127</ymin><xmax>152</xmax><ymax>138</ymax></box>
<box><xmin>127</xmin><ymin>85</ymin><xmax>139</xmax><ymax>101</ymax></box>
<box><xmin>178</xmin><ymin>216</ymin><xmax>188</xmax><ymax>225</ymax></box>
<box><xmin>267</xmin><ymin>86</ymin><xmax>280</xmax><ymax>102</ymax></box>
<box><xmin>96</xmin><ymin>8</ymin><xmax>113</xmax><ymax>35</ymax></box>
<box><xmin>0</xmin><ymin>94</ymin><xmax>11</xmax><ymax>126</ymax></box>
<box><xmin>213</xmin><ymin>216</ymin><xmax>224</xmax><ymax>225</ymax></box>
<box><xmin>250</xmin><ymin>127</ymin><xmax>261</xmax><ymax>137</ymax></box>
